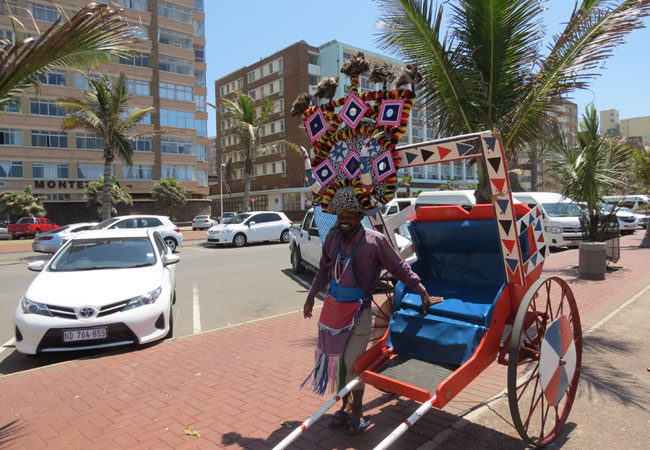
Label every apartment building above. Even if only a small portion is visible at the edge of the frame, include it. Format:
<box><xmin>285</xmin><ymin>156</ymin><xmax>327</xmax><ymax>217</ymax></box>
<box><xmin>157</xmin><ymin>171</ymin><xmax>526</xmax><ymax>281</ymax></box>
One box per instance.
<box><xmin>0</xmin><ymin>0</ymin><xmax>209</xmax><ymax>210</ymax></box>
<box><xmin>211</xmin><ymin>40</ymin><xmax>479</xmax><ymax>216</ymax></box>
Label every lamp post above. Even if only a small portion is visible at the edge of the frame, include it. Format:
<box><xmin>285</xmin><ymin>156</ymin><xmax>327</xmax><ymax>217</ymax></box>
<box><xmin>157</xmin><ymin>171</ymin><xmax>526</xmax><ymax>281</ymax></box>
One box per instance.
<box><xmin>219</xmin><ymin>163</ymin><xmax>226</xmax><ymax>221</ymax></box>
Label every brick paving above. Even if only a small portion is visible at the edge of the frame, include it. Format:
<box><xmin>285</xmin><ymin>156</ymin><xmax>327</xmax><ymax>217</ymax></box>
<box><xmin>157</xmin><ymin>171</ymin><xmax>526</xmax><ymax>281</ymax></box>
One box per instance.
<box><xmin>1</xmin><ymin>233</ymin><xmax>649</xmax><ymax>449</ymax></box>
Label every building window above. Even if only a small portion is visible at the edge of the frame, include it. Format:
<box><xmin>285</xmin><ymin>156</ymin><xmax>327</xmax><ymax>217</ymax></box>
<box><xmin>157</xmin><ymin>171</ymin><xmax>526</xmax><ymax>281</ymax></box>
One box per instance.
<box><xmin>159</xmin><ymin>54</ymin><xmax>193</xmax><ymax>76</ymax></box>
<box><xmin>123</xmin><ymin>164</ymin><xmax>152</xmax><ymax>180</ymax></box>
<box><xmin>159</xmin><ymin>82</ymin><xmax>193</xmax><ymax>101</ymax></box>
<box><xmin>31</xmin><ymin>130</ymin><xmax>68</xmax><ymax>148</ymax></box>
<box><xmin>195</xmin><ymin>145</ymin><xmax>207</xmax><ymax>162</ymax></box>
<box><xmin>309</xmin><ymin>54</ymin><xmax>319</xmax><ymax>65</ymax></box>
<box><xmin>158</xmin><ymin>1</ymin><xmax>191</xmax><ymax>23</ymax></box>
<box><xmin>118</xmin><ymin>53</ymin><xmax>149</xmax><ymax>68</ymax></box>
<box><xmin>127</xmin><ymin>24</ymin><xmax>149</xmax><ymax>40</ymax></box>
<box><xmin>37</xmin><ymin>70</ymin><xmax>65</xmax><ymax>86</ymax></box>
<box><xmin>73</xmin><ymin>73</ymin><xmax>103</xmax><ymax>89</ymax></box>
<box><xmin>195</xmin><ymin>119</ymin><xmax>207</xmax><ymax>137</ymax></box>
<box><xmin>195</xmin><ymin>70</ymin><xmax>206</xmax><ymax>87</ymax></box>
<box><xmin>196</xmin><ymin>169</ymin><xmax>208</xmax><ymax>187</ymax></box>
<box><xmin>0</xmin><ymin>128</ymin><xmax>23</xmax><ymax>146</ymax></box>
<box><xmin>160</xmin><ymin>109</ymin><xmax>195</xmax><ymax>128</ymax></box>
<box><xmin>31</xmin><ymin>3</ymin><xmax>60</xmax><ymax>22</ymax></box>
<box><xmin>130</xmin><ymin>137</ymin><xmax>152</xmax><ymax>152</ymax></box>
<box><xmin>30</xmin><ymin>98</ymin><xmax>65</xmax><ymax>117</ymax></box>
<box><xmin>77</xmin><ymin>163</ymin><xmax>109</xmax><ymax>179</ymax></box>
<box><xmin>76</xmin><ymin>133</ymin><xmax>103</xmax><ymax>150</ymax></box>
<box><xmin>125</xmin><ymin>79</ymin><xmax>150</xmax><ymax>96</ymax></box>
<box><xmin>162</xmin><ymin>164</ymin><xmax>195</xmax><ymax>181</ymax></box>
<box><xmin>33</xmin><ymin>162</ymin><xmax>69</xmax><ymax>179</ymax></box>
<box><xmin>161</xmin><ymin>137</ymin><xmax>194</xmax><ymax>154</ymax></box>
<box><xmin>112</xmin><ymin>0</ymin><xmax>147</xmax><ymax>11</ymax></box>
<box><xmin>193</xmin><ymin>19</ymin><xmax>204</xmax><ymax>38</ymax></box>
<box><xmin>260</xmin><ymin>119</ymin><xmax>285</xmax><ymax>137</ymax></box>
<box><xmin>194</xmin><ymin>44</ymin><xmax>205</xmax><ymax>63</ymax></box>
<box><xmin>0</xmin><ymin>161</ymin><xmax>23</xmax><ymax>178</ymax></box>
<box><xmin>193</xmin><ymin>0</ymin><xmax>204</xmax><ymax>12</ymax></box>
<box><xmin>194</xmin><ymin>94</ymin><xmax>206</xmax><ymax>112</ymax></box>
<box><xmin>158</xmin><ymin>28</ymin><xmax>192</xmax><ymax>49</ymax></box>
<box><xmin>284</xmin><ymin>192</ymin><xmax>302</xmax><ymax>210</ymax></box>
<box><xmin>0</xmin><ymin>1</ymin><xmax>17</xmax><ymax>15</ymax></box>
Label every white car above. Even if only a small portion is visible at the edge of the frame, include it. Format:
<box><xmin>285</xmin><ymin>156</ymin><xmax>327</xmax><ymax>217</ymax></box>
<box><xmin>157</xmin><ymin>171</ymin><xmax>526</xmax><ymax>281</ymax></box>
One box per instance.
<box><xmin>14</xmin><ymin>229</ymin><xmax>179</xmax><ymax>355</ymax></box>
<box><xmin>32</xmin><ymin>222</ymin><xmax>98</xmax><ymax>254</ymax></box>
<box><xmin>192</xmin><ymin>215</ymin><xmax>218</xmax><ymax>230</ymax></box>
<box><xmin>207</xmin><ymin>211</ymin><xmax>293</xmax><ymax>247</ymax></box>
<box><xmin>602</xmin><ymin>204</ymin><xmax>639</xmax><ymax>235</ymax></box>
<box><xmin>93</xmin><ymin>215</ymin><xmax>183</xmax><ymax>252</ymax></box>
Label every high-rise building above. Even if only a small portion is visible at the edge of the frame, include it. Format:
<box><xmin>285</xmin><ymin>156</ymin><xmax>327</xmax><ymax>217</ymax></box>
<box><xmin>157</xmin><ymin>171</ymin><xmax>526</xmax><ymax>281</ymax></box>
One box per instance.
<box><xmin>600</xmin><ymin>108</ymin><xmax>620</xmax><ymax>136</ymax></box>
<box><xmin>0</xmin><ymin>0</ymin><xmax>208</xmax><ymax>214</ymax></box>
<box><xmin>211</xmin><ymin>40</ymin><xmax>479</xmax><ymax>217</ymax></box>
<box><xmin>620</xmin><ymin>116</ymin><xmax>650</xmax><ymax>144</ymax></box>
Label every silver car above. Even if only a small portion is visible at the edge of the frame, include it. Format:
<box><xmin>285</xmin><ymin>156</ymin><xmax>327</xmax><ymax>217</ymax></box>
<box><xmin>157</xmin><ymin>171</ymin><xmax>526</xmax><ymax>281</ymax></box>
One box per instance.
<box><xmin>0</xmin><ymin>223</ymin><xmax>10</xmax><ymax>240</ymax></box>
<box><xmin>93</xmin><ymin>215</ymin><xmax>183</xmax><ymax>252</ymax></box>
<box><xmin>32</xmin><ymin>222</ymin><xmax>98</xmax><ymax>254</ymax></box>
<box><xmin>192</xmin><ymin>215</ymin><xmax>218</xmax><ymax>230</ymax></box>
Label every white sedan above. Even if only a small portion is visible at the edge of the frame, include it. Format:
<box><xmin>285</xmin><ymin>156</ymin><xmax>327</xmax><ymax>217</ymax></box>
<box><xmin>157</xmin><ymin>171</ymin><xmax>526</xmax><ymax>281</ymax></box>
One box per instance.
<box><xmin>32</xmin><ymin>222</ymin><xmax>97</xmax><ymax>254</ymax></box>
<box><xmin>14</xmin><ymin>229</ymin><xmax>178</xmax><ymax>355</ymax></box>
<box><xmin>206</xmin><ymin>211</ymin><xmax>293</xmax><ymax>247</ymax></box>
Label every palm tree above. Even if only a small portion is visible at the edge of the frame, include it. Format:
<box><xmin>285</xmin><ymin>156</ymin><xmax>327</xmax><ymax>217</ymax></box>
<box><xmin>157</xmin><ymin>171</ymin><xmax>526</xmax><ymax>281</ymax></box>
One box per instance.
<box><xmin>84</xmin><ymin>175</ymin><xmax>133</xmax><ymax>219</ymax></box>
<box><xmin>0</xmin><ymin>186</ymin><xmax>46</xmax><ymax>221</ymax></box>
<box><xmin>221</xmin><ymin>91</ymin><xmax>273</xmax><ymax>212</ymax></box>
<box><xmin>548</xmin><ymin>105</ymin><xmax>629</xmax><ymax>241</ymax></box>
<box><xmin>151</xmin><ymin>177</ymin><xmax>187</xmax><ymax>220</ymax></box>
<box><xmin>376</xmin><ymin>0</ymin><xmax>650</xmax><ymax>202</ymax></box>
<box><xmin>631</xmin><ymin>147</ymin><xmax>650</xmax><ymax>247</ymax></box>
<box><xmin>0</xmin><ymin>2</ymin><xmax>134</xmax><ymax>108</ymax></box>
<box><xmin>58</xmin><ymin>73</ymin><xmax>153</xmax><ymax>220</ymax></box>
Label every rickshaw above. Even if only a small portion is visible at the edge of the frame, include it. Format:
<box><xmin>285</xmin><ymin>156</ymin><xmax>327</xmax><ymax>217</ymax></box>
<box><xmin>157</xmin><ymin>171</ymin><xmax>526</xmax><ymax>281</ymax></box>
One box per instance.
<box><xmin>275</xmin><ymin>131</ymin><xmax>582</xmax><ymax>449</ymax></box>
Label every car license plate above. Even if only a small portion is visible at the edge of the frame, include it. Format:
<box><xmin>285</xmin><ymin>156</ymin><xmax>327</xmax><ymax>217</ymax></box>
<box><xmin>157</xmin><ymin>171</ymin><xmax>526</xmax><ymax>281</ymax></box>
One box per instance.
<box><xmin>63</xmin><ymin>327</ymin><xmax>108</xmax><ymax>342</ymax></box>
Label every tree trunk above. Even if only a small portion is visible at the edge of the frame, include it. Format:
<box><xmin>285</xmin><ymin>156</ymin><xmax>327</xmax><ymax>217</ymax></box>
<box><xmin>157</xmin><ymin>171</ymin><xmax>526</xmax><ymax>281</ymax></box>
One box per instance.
<box><xmin>640</xmin><ymin>226</ymin><xmax>650</xmax><ymax>248</ymax></box>
<box><xmin>530</xmin><ymin>151</ymin><xmax>538</xmax><ymax>191</ymax></box>
<box><xmin>242</xmin><ymin>155</ymin><xmax>253</xmax><ymax>212</ymax></box>
<box><xmin>102</xmin><ymin>155</ymin><xmax>113</xmax><ymax>220</ymax></box>
<box><xmin>475</xmin><ymin>159</ymin><xmax>491</xmax><ymax>204</ymax></box>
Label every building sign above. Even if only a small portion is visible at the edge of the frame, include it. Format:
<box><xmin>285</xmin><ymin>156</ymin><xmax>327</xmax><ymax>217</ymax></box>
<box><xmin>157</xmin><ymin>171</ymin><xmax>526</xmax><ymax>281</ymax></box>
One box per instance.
<box><xmin>34</xmin><ymin>180</ymin><xmax>92</xmax><ymax>190</ymax></box>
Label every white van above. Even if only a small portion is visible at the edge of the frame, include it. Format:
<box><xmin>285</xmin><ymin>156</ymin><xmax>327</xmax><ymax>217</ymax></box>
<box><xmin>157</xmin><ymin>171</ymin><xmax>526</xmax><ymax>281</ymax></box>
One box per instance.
<box><xmin>513</xmin><ymin>192</ymin><xmax>583</xmax><ymax>247</ymax></box>
<box><xmin>603</xmin><ymin>195</ymin><xmax>650</xmax><ymax>210</ymax></box>
<box><xmin>414</xmin><ymin>190</ymin><xmax>476</xmax><ymax>211</ymax></box>
<box><xmin>381</xmin><ymin>197</ymin><xmax>416</xmax><ymax>218</ymax></box>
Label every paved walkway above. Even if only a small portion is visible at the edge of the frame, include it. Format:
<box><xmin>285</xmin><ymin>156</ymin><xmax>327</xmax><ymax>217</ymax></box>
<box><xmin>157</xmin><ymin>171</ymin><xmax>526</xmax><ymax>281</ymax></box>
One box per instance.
<box><xmin>1</xmin><ymin>234</ymin><xmax>649</xmax><ymax>449</ymax></box>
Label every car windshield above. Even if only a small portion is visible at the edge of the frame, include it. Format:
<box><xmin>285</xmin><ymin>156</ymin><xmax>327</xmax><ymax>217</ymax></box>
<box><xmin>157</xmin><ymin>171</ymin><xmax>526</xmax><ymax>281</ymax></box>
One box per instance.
<box><xmin>93</xmin><ymin>218</ymin><xmax>120</xmax><ymax>229</ymax></box>
<box><xmin>229</xmin><ymin>213</ymin><xmax>252</xmax><ymax>224</ymax></box>
<box><xmin>541</xmin><ymin>202</ymin><xmax>582</xmax><ymax>217</ymax></box>
<box><xmin>18</xmin><ymin>218</ymin><xmax>35</xmax><ymax>224</ymax></box>
<box><xmin>49</xmin><ymin>237</ymin><xmax>156</xmax><ymax>272</ymax></box>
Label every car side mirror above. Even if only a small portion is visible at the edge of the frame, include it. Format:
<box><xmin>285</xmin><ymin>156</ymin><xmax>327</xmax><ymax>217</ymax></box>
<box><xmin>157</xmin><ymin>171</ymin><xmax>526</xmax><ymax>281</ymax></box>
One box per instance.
<box><xmin>248</xmin><ymin>221</ymin><xmax>255</xmax><ymax>227</ymax></box>
<box><xmin>27</xmin><ymin>260</ymin><xmax>46</xmax><ymax>272</ymax></box>
<box><xmin>163</xmin><ymin>254</ymin><xmax>180</xmax><ymax>266</ymax></box>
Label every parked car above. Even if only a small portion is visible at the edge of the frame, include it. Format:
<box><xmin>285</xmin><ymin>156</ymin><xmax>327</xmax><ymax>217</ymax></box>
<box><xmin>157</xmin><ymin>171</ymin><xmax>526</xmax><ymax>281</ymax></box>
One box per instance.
<box><xmin>220</xmin><ymin>212</ymin><xmax>237</xmax><ymax>223</ymax></box>
<box><xmin>8</xmin><ymin>217</ymin><xmax>59</xmax><ymax>239</ymax></box>
<box><xmin>381</xmin><ymin>198</ymin><xmax>416</xmax><ymax>218</ymax></box>
<box><xmin>32</xmin><ymin>222</ymin><xmax>98</xmax><ymax>254</ymax></box>
<box><xmin>206</xmin><ymin>211</ymin><xmax>292</xmax><ymax>247</ymax></box>
<box><xmin>0</xmin><ymin>223</ymin><xmax>10</xmax><ymax>240</ymax></box>
<box><xmin>603</xmin><ymin>194</ymin><xmax>650</xmax><ymax>210</ymax></box>
<box><xmin>93</xmin><ymin>215</ymin><xmax>183</xmax><ymax>252</ymax></box>
<box><xmin>602</xmin><ymin>204</ymin><xmax>639</xmax><ymax>235</ymax></box>
<box><xmin>14</xmin><ymin>229</ymin><xmax>179</xmax><ymax>355</ymax></box>
<box><xmin>192</xmin><ymin>215</ymin><xmax>218</xmax><ymax>230</ymax></box>
<box><xmin>414</xmin><ymin>190</ymin><xmax>476</xmax><ymax>211</ymax></box>
<box><xmin>623</xmin><ymin>207</ymin><xmax>649</xmax><ymax>229</ymax></box>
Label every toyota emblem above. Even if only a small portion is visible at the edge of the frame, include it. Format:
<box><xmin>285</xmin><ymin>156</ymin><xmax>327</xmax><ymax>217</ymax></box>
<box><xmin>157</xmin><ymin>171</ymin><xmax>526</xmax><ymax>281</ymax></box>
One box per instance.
<box><xmin>77</xmin><ymin>306</ymin><xmax>97</xmax><ymax>319</ymax></box>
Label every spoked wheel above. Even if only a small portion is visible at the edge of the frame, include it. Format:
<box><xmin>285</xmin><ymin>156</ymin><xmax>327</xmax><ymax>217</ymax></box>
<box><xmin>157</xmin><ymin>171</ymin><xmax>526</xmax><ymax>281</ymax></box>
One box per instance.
<box><xmin>508</xmin><ymin>276</ymin><xmax>582</xmax><ymax>446</ymax></box>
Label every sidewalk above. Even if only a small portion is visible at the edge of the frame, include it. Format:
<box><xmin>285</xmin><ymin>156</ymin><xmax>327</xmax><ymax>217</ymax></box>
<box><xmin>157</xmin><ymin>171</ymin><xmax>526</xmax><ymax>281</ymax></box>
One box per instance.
<box><xmin>1</xmin><ymin>234</ymin><xmax>649</xmax><ymax>449</ymax></box>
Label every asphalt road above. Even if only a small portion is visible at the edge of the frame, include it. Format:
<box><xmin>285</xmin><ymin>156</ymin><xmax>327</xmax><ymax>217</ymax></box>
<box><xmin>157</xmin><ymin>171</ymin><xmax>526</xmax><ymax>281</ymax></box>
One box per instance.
<box><xmin>0</xmin><ymin>241</ymin><xmax>316</xmax><ymax>374</ymax></box>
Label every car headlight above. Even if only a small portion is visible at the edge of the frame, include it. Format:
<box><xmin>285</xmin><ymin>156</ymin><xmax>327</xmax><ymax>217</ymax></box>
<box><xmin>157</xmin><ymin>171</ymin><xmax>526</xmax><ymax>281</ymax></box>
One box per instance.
<box><xmin>122</xmin><ymin>287</ymin><xmax>162</xmax><ymax>311</ymax></box>
<box><xmin>544</xmin><ymin>226</ymin><xmax>562</xmax><ymax>234</ymax></box>
<box><xmin>21</xmin><ymin>297</ymin><xmax>53</xmax><ymax>316</ymax></box>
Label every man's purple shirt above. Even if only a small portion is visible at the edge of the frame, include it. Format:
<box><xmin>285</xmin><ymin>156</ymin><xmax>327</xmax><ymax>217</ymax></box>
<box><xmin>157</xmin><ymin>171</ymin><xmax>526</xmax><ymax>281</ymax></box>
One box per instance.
<box><xmin>308</xmin><ymin>225</ymin><xmax>427</xmax><ymax>298</ymax></box>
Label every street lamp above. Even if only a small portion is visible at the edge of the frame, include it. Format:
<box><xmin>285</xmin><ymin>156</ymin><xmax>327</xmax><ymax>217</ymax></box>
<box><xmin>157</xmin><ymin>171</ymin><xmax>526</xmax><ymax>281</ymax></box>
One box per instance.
<box><xmin>220</xmin><ymin>163</ymin><xmax>226</xmax><ymax>221</ymax></box>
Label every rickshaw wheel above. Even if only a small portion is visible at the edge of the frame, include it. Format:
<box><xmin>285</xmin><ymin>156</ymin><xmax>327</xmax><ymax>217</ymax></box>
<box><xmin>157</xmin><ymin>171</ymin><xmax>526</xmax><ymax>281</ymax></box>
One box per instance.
<box><xmin>507</xmin><ymin>276</ymin><xmax>582</xmax><ymax>446</ymax></box>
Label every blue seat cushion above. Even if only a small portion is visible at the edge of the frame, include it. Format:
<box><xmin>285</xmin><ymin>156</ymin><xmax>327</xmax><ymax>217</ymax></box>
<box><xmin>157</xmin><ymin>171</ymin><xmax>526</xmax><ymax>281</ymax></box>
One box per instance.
<box><xmin>387</xmin><ymin>309</ymin><xmax>486</xmax><ymax>366</ymax></box>
<box><xmin>394</xmin><ymin>279</ymin><xmax>506</xmax><ymax>327</ymax></box>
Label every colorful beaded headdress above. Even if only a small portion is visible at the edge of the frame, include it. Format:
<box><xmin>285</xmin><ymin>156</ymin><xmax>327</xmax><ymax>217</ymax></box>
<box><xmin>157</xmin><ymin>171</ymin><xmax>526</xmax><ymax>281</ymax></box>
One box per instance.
<box><xmin>292</xmin><ymin>52</ymin><xmax>420</xmax><ymax>214</ymax></box>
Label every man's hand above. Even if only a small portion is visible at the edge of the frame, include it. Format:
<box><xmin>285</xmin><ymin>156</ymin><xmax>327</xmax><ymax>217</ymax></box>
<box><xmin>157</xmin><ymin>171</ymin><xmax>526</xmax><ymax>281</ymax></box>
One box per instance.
<box><xmin>421</xmin><ymin>292</ymin><xmax>443</xmax><ymax>314</ymax></box>
<box><xmin>303</xmin><ymin>295</ymin><xmax>315</xmax><ymax>319</ymax></box>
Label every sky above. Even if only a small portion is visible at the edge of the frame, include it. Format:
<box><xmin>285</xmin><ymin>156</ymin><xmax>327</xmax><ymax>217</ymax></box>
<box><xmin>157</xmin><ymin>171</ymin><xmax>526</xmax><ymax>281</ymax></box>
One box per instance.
<box><xmin>204</xmin><ymin>0</ymin><xmax>650</xmax><ymax>137</ymax></box>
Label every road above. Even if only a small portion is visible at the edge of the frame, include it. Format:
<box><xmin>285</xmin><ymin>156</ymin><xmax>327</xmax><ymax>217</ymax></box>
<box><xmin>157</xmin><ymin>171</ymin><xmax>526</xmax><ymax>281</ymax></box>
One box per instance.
<box><xmin>0</xmin><ymin>242</ymin><xmax>316</xmax><ymax>374</ymax></box>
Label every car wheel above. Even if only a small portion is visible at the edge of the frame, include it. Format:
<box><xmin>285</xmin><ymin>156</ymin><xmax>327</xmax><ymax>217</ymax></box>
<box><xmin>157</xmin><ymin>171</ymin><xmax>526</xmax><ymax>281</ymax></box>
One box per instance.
<box><xmin>166</xmin><ymin>305</ymin><xmax>174</xmax><ymax>339</ymax></box>
<box><xmin>33</xmin><ymin>229</ymin><xmax>41</xmax><ymax>237</ymax></box>
<box><xmin>233</xmin><ymin>233</ymin><xmax>247</xmax><ymax>247</ymax></box>
<box><xmin>280</xmin><ymin>229</ymin><xmax>290</xmax><ymax>243</ymax></box>
<box><xmin>164</xmin><ymin>237</ymin><xmax>178</xmax><ymax>252</ymax></box>
<box><xmin>291</xmin><ymin>246</ymin><xmax>305</xmax><ymax>274</ymax></box>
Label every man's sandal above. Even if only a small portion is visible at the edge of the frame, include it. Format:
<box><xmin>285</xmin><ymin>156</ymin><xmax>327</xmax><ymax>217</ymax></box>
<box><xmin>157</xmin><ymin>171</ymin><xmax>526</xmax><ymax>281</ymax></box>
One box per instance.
<box><xmin>343</xmin><ymin>416</ymin><xmax>371</xmax><ymax>435</ymax></box>
<box><xmin>329</xmin><ymin>410</ymin><xmax>348</xmax><ymax>427</ymax></box>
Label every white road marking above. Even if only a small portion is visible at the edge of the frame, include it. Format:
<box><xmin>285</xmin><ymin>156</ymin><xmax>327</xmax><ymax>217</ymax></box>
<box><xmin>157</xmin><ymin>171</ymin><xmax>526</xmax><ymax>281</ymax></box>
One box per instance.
<box><xmin>0</xmin><ymin>337</ymin><xmax>16</xmax><ymax>357</ymax></box>
<box><xmin>193</xmin><ymin>281</ymin><xmax>201</xmax><ymax>334</ymax></box>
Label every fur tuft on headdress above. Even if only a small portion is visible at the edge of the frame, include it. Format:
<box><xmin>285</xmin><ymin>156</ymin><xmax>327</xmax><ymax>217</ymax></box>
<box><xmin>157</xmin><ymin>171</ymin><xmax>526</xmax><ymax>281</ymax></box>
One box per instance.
<box><xmin>395</xmin><ymin>64</ymin><xmax>423</xmax><ymax>88</ymax></box>
<box><xmin>368</xmin><ymin>63</ymin><xmax>396</xmax><ymax>86</ymax></box>
<box><xmin>291</xmin><ymin>93</ymin><xmax>311</xmax><ymax>116</ymax></box>
<box><xmin>313</xmin><ymin>77</ymin><xmax>339</xmax><ymax>102</ymax></box>
<box><xmin>340</xmin><ymin>51</ymin><xmax>370</xmax><ymax>77</ymax></box>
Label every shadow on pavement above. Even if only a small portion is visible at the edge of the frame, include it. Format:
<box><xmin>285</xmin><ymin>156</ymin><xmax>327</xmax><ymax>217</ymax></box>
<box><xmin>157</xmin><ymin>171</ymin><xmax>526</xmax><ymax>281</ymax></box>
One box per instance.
<box><xmin>0</xmin><ymin>419</ymin><xmax>24</xmax><ymax>449</ymax></box>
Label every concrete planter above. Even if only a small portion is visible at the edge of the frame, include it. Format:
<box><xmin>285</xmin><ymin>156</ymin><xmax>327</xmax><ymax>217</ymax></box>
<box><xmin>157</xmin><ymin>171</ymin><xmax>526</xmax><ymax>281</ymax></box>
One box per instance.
<box><xmin>579</xmin><ymin>241</ymin><xmax>607</xmax><ymax>280</ymax></box>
